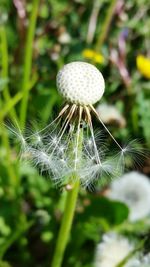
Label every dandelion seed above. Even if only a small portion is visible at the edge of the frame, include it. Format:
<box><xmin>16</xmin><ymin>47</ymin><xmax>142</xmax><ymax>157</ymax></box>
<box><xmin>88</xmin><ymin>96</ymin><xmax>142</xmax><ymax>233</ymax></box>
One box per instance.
<box><xmin>9</xmin><ymin>62</ymin><xmax>142</xmax><ymax>187</ymax></box>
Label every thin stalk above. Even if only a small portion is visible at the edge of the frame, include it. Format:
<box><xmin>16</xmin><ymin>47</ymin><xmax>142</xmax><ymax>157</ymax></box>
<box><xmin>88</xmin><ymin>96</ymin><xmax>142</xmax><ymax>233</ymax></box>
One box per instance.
<box><xmin>20</xmin><ymin>0</ymin><xmax>40</xmax><ymax>128</ymax></box>
<box><xmin>51</xmin><ymin>179</ymin><xmax>80</xmax><ymax>267</ymax></box>
<box><xmin>51</xmin><ymin>111</ymin><xmax>83</xmax><ymax>267</ymax></box>
<box><xmin>0</xmin><ymin>27</ymin><xmax>18</xmax><ymax>191</ymax></box>
<box><xmin>95</xmin><ymin>0</ymin><xmax>117</xmax><ymax>51</ymax></box>
<box><xmin>0</xmin><ymin>119</ymin><xmax>18</xmax><ymax>191</ymax></box>
<box><xmin>0</xmin><ymin>73</ymin><xmax>38</xmax><ymax>120</ymax></box>
<box><xmin>0</xmin><ymin>26</ymin><xmax>18</xmax><ymax>122</ymax></box>
<box><xmin>86</xmin><ymin>0</ymin><xmax>102</xmax><ymax>44</ymax></box>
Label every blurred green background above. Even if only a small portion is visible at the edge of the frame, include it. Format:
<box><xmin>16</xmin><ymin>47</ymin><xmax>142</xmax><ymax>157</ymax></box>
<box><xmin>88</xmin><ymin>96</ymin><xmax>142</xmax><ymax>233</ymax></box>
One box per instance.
<box><xmin>0</xmin><ymin>0</ymin><xmax>150</xmax><ymax>266</ymax></box>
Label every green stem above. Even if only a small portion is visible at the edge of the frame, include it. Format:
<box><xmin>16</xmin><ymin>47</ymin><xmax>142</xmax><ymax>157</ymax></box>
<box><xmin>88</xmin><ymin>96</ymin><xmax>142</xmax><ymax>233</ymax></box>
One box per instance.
<box><xmin>51</xmin><ymin>180</ymin><xmax>80</xmax><ymax>267</ymax></box>
<box><xmin>51</xmin><ymin>123</ymin><xmax>83</xmax><ymax>267</ymax></box>
<box><xmin>0</xmin><ymin>27</ymin><xmax>18</xmax><ymax>191</ymax></box>
<box><xmin>95</xmin><ymin>0</ymin><xmax>117</xmax><ymax>51</ymax></box>
<box><xmin>0</xmin><ymin>119</ymin><xmax>18</xmax><ymax>191</ymax></box>
<box><xmin>20</xmin><ymin>0</ymin><xmax>40</xmax><ymax>129</ymax></box>
<box><xmin>0</xmin><ymin>73</ymin><xmax>38</xmax><ymax>120</ymax></box>
<box><xmin>0</xmin><ymin>26</ymin><xmax>18</xmax><ymax>122</ymax></box>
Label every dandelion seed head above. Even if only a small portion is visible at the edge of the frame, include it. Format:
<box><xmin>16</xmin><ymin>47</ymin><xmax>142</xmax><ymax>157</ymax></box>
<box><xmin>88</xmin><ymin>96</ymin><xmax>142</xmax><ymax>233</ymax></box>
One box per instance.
<box><xmin>126</xmin><ymin>253</ymin><xmax>150</xmax><ymax>267</ymax></box>
<box><xmin>94</xmin><ymin>232</ymin><xmax>150</xmax><ymax>267</ymax></box>
<box><xmin>8</xmin><ymin>62</ymin><xmax>142</xmax><ymax>189</ymax></box>
<box><xmin>107</xmin><ymin>171</ymin><xmax>150</xmax><ymax>221</ymax></box>
<box><xmin>94</xmin><ymin>232</ymin><xmax>134</xmax><ymax>267</ymax></box>
<box><xmin>56</xmin><ymin>61</ymin><xmax>105</xmax><ymax>105</ymax></box>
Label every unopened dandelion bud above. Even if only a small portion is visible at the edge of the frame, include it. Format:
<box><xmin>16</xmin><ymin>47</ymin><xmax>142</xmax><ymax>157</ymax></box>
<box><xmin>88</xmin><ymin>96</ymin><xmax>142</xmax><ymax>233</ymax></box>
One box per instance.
<box><xmin>56</xmin><ymin>61</ymin><xmax>105</xmax><ymax>105</ymax></box>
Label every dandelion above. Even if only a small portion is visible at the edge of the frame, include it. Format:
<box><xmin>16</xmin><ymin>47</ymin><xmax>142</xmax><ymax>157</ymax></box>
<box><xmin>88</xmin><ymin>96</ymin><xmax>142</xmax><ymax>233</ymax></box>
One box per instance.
<box><xmin>136</xmin><ymin>55</ymin><xmax>150</xmax><ymax>79</ymax></box>
<box><xmin>82</xmin><ymin>49</ymin><xmax>104</xmax><ymax>64</ymax></box>
<box><xmin>94</xmin><ymin>232</ymin><xmax>150</xmax><ymax>267</ymax></box>
<box><xmin>8</xmin><ymin>61</ymin><xmax>143</xmax><ymax>267</ymax></box>
<box><xmin>94</xmin><ymin>232</ymin><xmax>134</xmax><ymax>267</ymax></box>
<box><xmin>107</xmin><ymin>171</ymin><xmax>150</xmax><ymax>221</ymax></box>
<box><xmin>11</xmin><ymin>61</ymin><xmax>136</xmax><ymax>188</ymax></box>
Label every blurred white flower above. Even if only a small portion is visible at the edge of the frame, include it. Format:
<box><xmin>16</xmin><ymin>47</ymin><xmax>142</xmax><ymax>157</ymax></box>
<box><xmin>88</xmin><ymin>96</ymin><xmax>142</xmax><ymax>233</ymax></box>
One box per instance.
<box><xmin>94</xmin><ymin>232</ymin><xmax>134</xmax><ymax>267</ymax></box>
<box><xmin>94</xmin><ymin>232</ymin><xmax>150</xmax><ymax>267</ymax></box>
<box><xmin>107</xmin><ymin>171</ymin><xmax>150</xmax><ymax>221</ymax></box>
<box><xmin>96</xmin><ymin>103</ymin><xmax>126</xmax><ymax>128</ymax></box>
<box><xmin>58</xmin><ymin>32</ymin><xmax>71</xmax><ymax>44</ymax></box>
<box><xmin>126</xmin><ymin>253</ymin><xmax>150</xmax><ymax>267</ymax></box>
<box><xmin>50</xmin><ymin>44</ymin><xmax>61</xmax><ymax>61</ymax></box>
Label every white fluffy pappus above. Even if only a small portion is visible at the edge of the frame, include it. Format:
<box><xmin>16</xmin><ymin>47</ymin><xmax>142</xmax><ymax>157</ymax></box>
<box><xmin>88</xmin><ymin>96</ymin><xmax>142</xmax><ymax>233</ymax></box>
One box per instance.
<box><xmin>126</xmin><ymin>253</ymin><xmax>150</xmax><ymax>267</ymax></box>
<box><xmin>94</xmin><ymin>232</ymin><xmax>134</xmax><ymax>267</ymax></box>
<box><xmin>107</xmin><ymin>171</ymin><xmax>150</xmax><ymax>221</ymax></box>
<box><xmin>94</xmin><ymin>232</ymin><xmax>150</xmax><ymax>267</ymax></box>
<box><xmin>7</xmin><ymin>62</ymin><xmax>144</xmax><ymax>188</ymax></box>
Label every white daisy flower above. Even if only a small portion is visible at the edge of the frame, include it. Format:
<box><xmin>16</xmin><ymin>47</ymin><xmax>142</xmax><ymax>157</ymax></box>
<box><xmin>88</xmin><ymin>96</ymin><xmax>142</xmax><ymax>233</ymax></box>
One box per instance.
<box><xmin>94</xmin><ymin>232</ymin><xmax>134</xmax><ymax>267</ymax></box>
<box><xmin>107</xmin><ymin>171</ymin><xmax>150</xmax><ymax>221</ymax></box>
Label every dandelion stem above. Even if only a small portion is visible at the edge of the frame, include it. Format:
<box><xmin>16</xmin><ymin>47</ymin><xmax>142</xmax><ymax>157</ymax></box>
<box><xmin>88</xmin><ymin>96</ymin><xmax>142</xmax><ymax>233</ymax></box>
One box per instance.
<box><xmin>51</xmin><ymin>116</ymin><xmax>83</xmax><ymax>267</ymax></box>
<box><xmin>20</xmin><ymin>0</ymin><xmax>40</xmax><ymax>129</ymax></box>
<box><xmin>51</xmin><ymin>180</ymin><xmax>80</xmax><ymax>267</ymax></box>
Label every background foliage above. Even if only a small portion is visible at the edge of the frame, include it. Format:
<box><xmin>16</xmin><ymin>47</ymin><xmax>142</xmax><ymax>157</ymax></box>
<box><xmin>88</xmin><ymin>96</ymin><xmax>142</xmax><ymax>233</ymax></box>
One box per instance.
<box><xmin>0</xmin><ymin>0</ymin><xmax>150</xmax><ymax>266</ymax></box>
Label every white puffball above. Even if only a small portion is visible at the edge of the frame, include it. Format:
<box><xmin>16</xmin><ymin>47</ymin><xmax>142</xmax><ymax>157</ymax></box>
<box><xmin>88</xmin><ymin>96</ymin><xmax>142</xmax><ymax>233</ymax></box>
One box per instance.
<box><xmin>56</xmin><ymin>61</ymin><xmax>105</xmax><ymax>105</ymax></box>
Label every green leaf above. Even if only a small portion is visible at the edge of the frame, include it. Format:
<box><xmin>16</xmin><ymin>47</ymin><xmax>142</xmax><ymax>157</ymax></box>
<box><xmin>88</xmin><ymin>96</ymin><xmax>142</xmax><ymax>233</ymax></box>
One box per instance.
<box><xmin>79</xmin><ymin>196</ymin><xmax>129</xmax><ymax>226</ymax></box>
